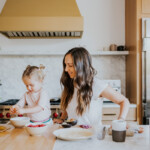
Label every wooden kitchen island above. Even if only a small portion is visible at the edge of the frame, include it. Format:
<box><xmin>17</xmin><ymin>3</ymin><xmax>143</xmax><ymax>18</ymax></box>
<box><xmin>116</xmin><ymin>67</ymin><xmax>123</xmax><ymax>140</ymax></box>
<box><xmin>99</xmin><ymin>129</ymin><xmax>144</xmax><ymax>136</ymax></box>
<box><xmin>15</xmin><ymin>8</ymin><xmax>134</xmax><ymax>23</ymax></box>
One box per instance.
<box><xmin>0</xmin><ymin>124</ymin><xmax>59</xmax><ymax>150</ymax></box>
<box><xmin>0</xmin><ymin>125</ymin><xmax>150</xmax><ymax>150</ymax></box>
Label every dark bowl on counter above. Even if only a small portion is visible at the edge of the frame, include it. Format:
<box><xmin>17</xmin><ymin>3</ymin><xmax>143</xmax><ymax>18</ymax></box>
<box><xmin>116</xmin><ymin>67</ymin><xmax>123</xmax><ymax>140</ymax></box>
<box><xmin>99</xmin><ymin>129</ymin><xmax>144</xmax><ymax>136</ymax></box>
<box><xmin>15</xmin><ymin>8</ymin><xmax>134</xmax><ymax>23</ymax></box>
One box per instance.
<box><xmin>61</xmin><ymin>122</ymin><xmax>72</xmax><ymax>128</ymax></box>
<box><xmin>66</xmin><ymin>119</ymin><xmax>77</xmax><ymax>126</ymax></box>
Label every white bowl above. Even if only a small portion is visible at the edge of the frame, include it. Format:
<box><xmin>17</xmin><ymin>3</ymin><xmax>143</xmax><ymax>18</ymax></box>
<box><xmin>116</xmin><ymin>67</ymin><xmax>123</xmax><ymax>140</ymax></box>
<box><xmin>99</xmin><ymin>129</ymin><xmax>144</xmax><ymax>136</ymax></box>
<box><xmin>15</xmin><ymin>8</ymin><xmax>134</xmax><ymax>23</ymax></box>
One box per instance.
<box><xmin>25</xmin><ymin>123</ymin><xmax>48</xmax><ymax>136</ymax></box>
<box><xmin>10</xmin><ymin>117</ymin><xmax>30</xmax><ymax>128</ymax></box>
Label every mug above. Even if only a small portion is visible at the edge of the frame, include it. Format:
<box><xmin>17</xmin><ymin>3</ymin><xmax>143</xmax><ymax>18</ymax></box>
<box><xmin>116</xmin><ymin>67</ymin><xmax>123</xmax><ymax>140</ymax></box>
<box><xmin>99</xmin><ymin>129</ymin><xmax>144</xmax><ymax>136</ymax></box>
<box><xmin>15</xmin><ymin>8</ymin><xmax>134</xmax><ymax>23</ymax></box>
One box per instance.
<box><xmin>117</xmin><ymin>45</ymin><xmax>126</xmax><ymax>51</ymax></box>
<box><xmin>112</xmin><ymin>120</ymin><xmax>126</xmax><ymax>142</ymax></box>
<box><xmin>110</xmin><ymin>44</ymin><xmax>117</xmax><ymax>51</ymax></box>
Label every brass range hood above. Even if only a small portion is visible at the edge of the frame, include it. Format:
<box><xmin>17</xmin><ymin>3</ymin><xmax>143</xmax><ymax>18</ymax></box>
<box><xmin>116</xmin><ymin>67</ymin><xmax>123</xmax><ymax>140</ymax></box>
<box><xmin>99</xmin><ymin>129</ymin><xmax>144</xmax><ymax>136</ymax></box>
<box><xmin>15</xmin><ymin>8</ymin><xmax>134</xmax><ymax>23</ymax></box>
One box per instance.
<box><xmin>0</xmin><ymin>0</ymin><xmax>83</xmax><ymax>38</ymax></box>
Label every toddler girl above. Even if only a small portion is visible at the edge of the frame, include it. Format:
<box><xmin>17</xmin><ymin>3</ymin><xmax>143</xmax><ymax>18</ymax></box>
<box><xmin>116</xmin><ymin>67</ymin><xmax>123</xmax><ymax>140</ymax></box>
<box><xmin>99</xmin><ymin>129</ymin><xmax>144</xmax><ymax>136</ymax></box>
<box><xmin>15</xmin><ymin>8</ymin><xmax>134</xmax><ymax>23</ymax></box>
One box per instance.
<box><xmin>10</xmin><ymin>65</ymin><xmax>51</xmax><ymax>124</ymax></box>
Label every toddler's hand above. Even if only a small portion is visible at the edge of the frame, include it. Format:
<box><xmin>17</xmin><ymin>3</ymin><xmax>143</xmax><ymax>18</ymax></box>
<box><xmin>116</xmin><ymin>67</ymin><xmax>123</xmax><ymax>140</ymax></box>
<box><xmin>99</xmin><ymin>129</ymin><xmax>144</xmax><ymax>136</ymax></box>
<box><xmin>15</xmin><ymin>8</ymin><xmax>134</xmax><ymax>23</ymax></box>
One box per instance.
<box><xmin>10</xmin><ymin>105</ymin><xmax>20</xmax><ymax>114</ymax></box>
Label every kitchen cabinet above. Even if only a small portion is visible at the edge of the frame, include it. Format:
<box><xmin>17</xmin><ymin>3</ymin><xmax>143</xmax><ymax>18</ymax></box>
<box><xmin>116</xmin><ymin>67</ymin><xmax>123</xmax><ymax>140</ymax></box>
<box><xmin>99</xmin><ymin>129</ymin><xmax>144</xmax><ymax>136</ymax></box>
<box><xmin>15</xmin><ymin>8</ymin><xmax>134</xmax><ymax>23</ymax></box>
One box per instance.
<box><xmin>142</xmin><ymin>0</ymin><xmax>150</xmax><ymax>13</ymax></box>
<box><xmin>102</xmin><ymin>104</ymin><xmax>137</xmax><ymax>125</ymax></box>
<box><xmin>125</xmin><ymin>0</ymin><xmax>150</xmax><ymax>124</ymax></box>
<box><xmin>51</xmin><ymin>104</ymin><xmax>137</xmax><ymax>125</ymax></box>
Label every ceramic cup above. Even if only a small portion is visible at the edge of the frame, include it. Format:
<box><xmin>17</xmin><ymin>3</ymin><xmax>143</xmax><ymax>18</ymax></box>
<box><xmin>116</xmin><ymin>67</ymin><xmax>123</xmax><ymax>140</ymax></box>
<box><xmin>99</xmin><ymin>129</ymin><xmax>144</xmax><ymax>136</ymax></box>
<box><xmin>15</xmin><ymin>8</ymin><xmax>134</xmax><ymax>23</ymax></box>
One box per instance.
<box><xmin>110</xmin><ymin>44</ymin><xmax>117</xmax><ymax>51</ymax></box>
<box><xmin>117</xmin><ymin>45</ymin><xmax>126</xmax><ymax>51</ymax></box>
<box><xmin>112</xmin><ymin>120</ymin><xmax>126</xmax><ymax>142</ymax></box>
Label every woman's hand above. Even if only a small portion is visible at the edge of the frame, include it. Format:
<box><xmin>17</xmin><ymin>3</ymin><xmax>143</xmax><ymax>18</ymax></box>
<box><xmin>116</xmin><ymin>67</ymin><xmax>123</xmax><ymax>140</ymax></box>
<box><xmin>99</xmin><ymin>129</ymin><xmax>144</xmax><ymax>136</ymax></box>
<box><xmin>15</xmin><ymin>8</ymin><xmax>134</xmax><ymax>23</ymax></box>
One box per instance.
<box><xmin>53</xmin><ymin>110</ymin><xmax>68</xmax><ymax>124</ymax></box>
<box><xmin>109</xmin><ymin>119</ymin><xmax>129</xmax><ymax>130</ymax></box>
<box><xmin>53</xmin><ymin>118</ymin><xmax>64</xmax><ymax>124</ymax></box>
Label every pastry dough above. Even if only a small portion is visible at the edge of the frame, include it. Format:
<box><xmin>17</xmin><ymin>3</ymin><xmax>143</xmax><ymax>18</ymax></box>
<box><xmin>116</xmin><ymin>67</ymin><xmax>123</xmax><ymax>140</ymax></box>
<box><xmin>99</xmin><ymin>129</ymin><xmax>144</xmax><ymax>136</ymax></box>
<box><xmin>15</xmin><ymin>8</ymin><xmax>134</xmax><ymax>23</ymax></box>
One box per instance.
<box><xmin>0</xmin><ymin>126</ymin><xmax>6</xmax><ymax>131</ymax></box>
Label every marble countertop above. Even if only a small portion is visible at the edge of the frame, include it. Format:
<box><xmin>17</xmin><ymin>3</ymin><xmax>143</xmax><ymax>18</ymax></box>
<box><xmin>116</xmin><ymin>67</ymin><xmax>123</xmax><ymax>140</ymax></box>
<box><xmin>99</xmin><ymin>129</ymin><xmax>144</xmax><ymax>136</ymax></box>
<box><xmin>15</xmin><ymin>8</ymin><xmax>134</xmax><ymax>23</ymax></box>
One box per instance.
<box><xmin>53</xmin><ymin>126</ymin><xmax>150</xmax><ymax>150</ymax></box>
<box><xmin>51</xmin><ymin>104</ymin><xmax>137</xmax><ymax>109</ymax></box>
<box><xmin>0</xmin><ymin>124</ymin><xmax>149</xmax><ymax>150</ymax></box>
<box><xmin>102</xmin><ymin>103</ymin><xmax>136</xmax><ymax>108</ymax></box>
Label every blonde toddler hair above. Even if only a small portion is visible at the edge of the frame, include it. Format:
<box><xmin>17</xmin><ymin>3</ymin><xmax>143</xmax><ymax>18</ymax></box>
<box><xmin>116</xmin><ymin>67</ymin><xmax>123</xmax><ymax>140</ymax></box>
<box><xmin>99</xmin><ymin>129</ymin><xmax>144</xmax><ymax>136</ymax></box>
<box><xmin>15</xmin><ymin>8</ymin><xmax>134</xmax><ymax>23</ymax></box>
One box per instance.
<box><xmin>22</xmin><ymin>64</ymin><xmax>45</xmax><ymax>81</ymax></box>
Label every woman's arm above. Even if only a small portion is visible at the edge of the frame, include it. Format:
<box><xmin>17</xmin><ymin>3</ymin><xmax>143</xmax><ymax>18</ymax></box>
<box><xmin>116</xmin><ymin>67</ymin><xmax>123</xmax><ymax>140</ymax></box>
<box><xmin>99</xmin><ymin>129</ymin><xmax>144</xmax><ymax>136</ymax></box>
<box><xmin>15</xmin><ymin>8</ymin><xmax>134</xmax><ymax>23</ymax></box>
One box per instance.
<box><xmin>100</xmin><ymin>86</ymin><xmax>130</xmax><ymax>120</ymax></box>
<box><xmin>53</xmin><ymin>110</ymin><xmax>68</xmax><ymax>124</ymax></box>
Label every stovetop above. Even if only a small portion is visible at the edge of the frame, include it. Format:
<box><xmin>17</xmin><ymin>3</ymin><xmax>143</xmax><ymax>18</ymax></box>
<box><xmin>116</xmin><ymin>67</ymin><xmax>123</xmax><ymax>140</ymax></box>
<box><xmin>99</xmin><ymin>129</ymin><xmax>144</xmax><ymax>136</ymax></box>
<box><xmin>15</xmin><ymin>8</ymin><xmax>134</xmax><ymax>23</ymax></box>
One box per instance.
<box><xmin>0</xmin><ymin>119</ymin><xmax>9</xmax><ymax>124</ymax></box>
<box><xmin>50</xmin><ymin>97</ymin><xmax>60</xmax><ymax>105</ymax></box>
<box><xmin>0</xmin><ymin>98</ymin><xmax>61</xmax><ymax>106</ymax></box>
<box><xmin>0</xmin><ymin>99</ymin><xmax>19</xmax><ymax>105</ymax></box>
<box><xmin>0</xmin><ymin>98</ymin><xmax>60</xmax><ymax>122</ymax></box>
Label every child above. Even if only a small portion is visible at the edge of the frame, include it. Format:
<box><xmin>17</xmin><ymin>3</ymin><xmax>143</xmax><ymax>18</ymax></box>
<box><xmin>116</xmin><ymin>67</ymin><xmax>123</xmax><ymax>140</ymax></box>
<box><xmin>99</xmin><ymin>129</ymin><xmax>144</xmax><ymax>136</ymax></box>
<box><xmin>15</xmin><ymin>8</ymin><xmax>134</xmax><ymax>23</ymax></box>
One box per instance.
<box><xmin>10</xmin><ymin>65</ymin><xmax>51</xmax><ymax>124</ymax></box>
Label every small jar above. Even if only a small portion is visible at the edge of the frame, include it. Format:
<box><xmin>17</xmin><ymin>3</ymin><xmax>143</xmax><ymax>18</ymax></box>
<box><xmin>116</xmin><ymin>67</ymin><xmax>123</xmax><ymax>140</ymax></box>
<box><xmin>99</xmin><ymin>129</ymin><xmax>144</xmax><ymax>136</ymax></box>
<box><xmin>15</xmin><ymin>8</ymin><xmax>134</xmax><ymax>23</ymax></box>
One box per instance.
<box><xmin>110</xmin><ymin>44</ymin><xmax>117</xmax><ymax>51</ymax></box>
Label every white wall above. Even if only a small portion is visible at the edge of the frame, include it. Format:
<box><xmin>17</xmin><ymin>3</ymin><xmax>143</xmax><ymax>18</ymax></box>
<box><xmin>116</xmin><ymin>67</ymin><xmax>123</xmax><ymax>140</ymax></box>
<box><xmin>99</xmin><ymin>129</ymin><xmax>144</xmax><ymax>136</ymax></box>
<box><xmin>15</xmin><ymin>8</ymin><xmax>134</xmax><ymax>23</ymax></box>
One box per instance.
<box><xmin>0</xmin><ymin>0</ymin><xmax>125</xmax><ymax>51</ymax></box>
<box><xmin>0</xmin><ymin>0</ymin><xmax>126</xmax><ymax>101</ymax></box>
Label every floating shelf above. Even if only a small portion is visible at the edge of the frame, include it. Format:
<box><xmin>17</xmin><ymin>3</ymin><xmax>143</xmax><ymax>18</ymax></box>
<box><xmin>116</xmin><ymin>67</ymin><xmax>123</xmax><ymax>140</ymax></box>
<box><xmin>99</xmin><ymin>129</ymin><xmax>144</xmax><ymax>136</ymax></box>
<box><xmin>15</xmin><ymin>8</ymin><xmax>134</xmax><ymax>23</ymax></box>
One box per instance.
<box><xmin>90</xmin><ymin>51</ymin><xmax>129</xmax><ymax>56</ymax></box>
<box><xmin>0</xmin><ymin>50</ymin><xmax>129</xmax><ymax>56</ymax></box>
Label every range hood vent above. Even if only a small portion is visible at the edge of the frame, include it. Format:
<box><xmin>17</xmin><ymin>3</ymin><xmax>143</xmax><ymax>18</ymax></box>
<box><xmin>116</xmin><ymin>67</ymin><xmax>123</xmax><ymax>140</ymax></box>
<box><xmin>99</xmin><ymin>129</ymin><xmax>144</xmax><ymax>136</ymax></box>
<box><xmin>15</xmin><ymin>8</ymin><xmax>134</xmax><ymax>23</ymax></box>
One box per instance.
<box><xmin>2</xmin><ymin>31</ymin><xmax>81</xmax><ymax>38</ymax></box>
<box><xmin>0</xmin><ymin>0</ymin><xmax>83</xmax><ymax>39</ymax></box>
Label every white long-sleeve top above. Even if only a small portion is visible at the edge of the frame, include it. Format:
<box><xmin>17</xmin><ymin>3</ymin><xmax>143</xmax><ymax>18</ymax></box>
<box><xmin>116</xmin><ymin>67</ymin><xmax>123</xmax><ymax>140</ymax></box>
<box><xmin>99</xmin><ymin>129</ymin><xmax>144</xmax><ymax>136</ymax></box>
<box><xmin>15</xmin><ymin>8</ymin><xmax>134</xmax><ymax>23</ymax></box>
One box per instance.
<box><xmin>17</xmin><ymin>89</ymin><xmax>51</xmax><ymax>122</ymax></box>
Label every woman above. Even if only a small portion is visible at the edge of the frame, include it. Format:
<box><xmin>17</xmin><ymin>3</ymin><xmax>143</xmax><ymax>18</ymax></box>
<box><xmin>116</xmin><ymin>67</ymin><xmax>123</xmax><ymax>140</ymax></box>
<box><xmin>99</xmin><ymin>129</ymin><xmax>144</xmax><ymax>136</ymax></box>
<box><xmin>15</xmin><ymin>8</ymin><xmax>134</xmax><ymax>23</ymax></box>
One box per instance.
<box><xmin>53</xmin><ymin>47</ymin><xmax>130</xmax><ymax>127</ymax></box>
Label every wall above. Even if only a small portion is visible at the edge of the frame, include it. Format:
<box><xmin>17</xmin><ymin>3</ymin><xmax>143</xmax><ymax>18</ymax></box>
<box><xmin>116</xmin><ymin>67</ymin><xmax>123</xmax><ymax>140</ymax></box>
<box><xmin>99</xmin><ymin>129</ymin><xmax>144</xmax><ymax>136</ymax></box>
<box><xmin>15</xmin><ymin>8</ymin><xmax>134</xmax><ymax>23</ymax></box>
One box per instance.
<box><xmin>0</xmin><ymin>0</ymin><xmax>126</xmax><ymax>100</ymax></box>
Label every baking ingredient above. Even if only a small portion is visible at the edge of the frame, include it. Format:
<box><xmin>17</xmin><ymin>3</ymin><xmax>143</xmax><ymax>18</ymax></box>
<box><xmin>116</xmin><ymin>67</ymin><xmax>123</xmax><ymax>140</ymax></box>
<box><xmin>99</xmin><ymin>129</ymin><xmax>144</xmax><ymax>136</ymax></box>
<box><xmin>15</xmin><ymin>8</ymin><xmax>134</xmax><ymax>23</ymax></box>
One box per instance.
<box><xmin>68</xmin><ymin>118</ymin><xmax>75</xmax><ymax>122</ymax></box>
<box><xmin>27</xmin><ymin>124</ymin><xmax>46</xmax><ymax>127</ymax></box>
<box><xmin>0</xmin><ymin>126</ymin><xmax>6</xmax><ymax>130</ymax></box>
<box><xmin>79</xmin><ymin>125</ymin><xmax>92</xmax><ymax>129</ymax></box>
<box><xmin>53</xmin><ymin>112</ymin><xmax>58</xmax><ymax>118</ymax></box>
<box><xmin>138</xmin><ymin>127</ymin><xmax>144</xmax><ymax>133</ymax></box>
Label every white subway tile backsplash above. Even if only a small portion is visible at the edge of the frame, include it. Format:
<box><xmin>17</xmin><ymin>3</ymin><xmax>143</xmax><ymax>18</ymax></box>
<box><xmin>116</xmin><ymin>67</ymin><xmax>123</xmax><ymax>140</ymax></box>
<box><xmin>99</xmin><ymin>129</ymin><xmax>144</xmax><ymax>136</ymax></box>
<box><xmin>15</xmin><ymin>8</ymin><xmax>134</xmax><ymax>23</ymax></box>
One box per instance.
<box><xmin>0</xmin><ymin>55</ymin><xmax>126</xmax><ymax>101</ymax></box>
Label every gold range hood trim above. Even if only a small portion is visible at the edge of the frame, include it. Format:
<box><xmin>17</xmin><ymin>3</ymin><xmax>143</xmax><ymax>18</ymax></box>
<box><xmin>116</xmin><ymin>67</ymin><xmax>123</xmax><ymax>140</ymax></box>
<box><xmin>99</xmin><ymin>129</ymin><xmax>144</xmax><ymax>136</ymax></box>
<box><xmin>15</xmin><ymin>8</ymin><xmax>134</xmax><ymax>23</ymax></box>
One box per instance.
<box><xmin>0</xmin><ymin>17</ymin><xmax>83</xmax><ymax>38</ymax></box>
<box><xmin>0</xmin><ymin>0</ymin><xmax>83</xmax><ymax>38</ymax></box>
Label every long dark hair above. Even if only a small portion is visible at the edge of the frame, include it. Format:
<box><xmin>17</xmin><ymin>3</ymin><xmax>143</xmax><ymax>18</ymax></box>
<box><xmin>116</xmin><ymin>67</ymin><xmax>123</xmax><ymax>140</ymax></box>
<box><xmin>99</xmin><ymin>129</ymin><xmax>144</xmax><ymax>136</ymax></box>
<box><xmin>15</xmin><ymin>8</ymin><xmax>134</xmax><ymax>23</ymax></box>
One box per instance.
<box><xmin>60</xmin><ymin>47</ymin><xmax>96</xmax><ymax>116</ymax></box>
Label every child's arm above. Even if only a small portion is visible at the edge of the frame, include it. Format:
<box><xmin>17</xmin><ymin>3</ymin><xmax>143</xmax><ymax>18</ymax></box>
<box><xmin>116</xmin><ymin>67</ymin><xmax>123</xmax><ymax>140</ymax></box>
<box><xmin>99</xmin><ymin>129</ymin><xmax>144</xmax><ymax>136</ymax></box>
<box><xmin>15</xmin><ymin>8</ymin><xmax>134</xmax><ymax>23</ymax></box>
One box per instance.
<box><xmin>16</xmin><ymin>90</ymin><xmax>49</xmax><ymax>114</ymax></box>
<box><xmin>10</xmin><ymin>94</ymin><xmax>26</xmax><ymax>114</ymax></box>
<box><xmin>16</xmin><ymin>105</ymin><xmax>43</xmax><ymax>114</ymax></box>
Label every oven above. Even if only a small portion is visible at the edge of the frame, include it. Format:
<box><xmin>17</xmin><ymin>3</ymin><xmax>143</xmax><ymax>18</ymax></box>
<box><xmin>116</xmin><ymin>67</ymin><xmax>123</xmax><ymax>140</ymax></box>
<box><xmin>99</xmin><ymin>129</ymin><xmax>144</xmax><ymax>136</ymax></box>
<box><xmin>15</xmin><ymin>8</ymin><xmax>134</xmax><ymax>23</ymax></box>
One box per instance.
<box><xmin>0</xmin><ymin>99</ymin><xmax>20</xmax><ymax>124</ymax></box>
<box><xmin>50</xmin><ymin>97</ymin><xmax>61</xmax><ymax>119</ymax></box>
<box><xmin>102</xmin><ymin>80</ymin><xmax>121</xmax><ymax>103</ymax></box>
<box><xmin>0</xmin><ymin>98</ymin><xmax>61</xmax><ymax>124</ymax></box>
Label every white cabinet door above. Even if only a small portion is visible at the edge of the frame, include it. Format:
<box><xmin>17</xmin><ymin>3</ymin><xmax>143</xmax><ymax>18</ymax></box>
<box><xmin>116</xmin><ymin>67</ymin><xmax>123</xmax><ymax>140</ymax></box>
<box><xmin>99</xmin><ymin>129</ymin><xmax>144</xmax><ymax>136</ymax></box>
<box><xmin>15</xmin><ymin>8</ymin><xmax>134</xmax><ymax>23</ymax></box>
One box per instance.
<box><xmin>145</xmin><ymin>20</ymin><xmax>150</xmax><ymax>37</ymax></box>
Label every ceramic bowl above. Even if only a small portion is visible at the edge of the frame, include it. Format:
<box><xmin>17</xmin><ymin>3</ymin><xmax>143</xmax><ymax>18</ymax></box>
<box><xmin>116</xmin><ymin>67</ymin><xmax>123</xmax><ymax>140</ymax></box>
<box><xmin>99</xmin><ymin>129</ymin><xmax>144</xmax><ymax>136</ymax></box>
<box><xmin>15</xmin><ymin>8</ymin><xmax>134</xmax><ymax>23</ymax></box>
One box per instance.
<box><xmin>25</xmin><ymin>123</ymin><xmax>48</xmax><ymax>136</ymax></box>
<box><xmin>10</xmin><ymin>117</ymin><xmax>30</xmax><ymax>128</ymax></box>
<box><xmin>61</xmin><ymin>122</ymin><xmax>72</xmax><ymax>128</ymax></box>
<box><xmin>66</xmin><ymin>119</ymin><xmax>77</xmax><ymax>126</ymax></box>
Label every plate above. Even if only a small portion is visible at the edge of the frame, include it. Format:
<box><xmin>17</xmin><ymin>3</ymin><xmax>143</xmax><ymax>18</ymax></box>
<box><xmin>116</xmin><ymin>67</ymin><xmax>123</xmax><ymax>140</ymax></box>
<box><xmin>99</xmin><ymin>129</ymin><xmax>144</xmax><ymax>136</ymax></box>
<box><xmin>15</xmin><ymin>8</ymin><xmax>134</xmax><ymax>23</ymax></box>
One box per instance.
<box><xmin>53</xmin><ymin>128</ymin><xmax>94</xmax><ymax>141</ymax></box>
<box><xmin>0</xmin><ymin>124</ymin><xmax>14</xmax><ymax>132</ymax></box>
